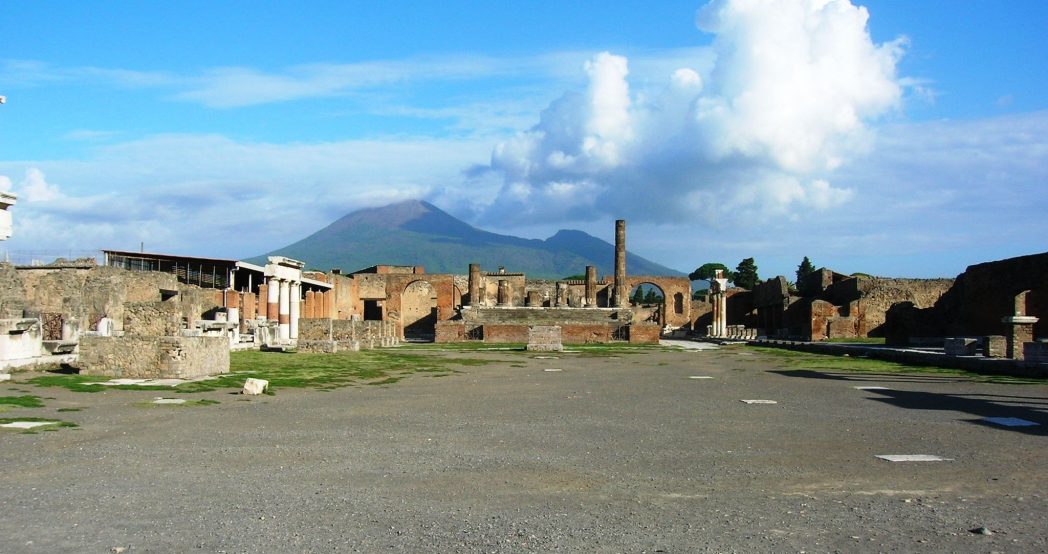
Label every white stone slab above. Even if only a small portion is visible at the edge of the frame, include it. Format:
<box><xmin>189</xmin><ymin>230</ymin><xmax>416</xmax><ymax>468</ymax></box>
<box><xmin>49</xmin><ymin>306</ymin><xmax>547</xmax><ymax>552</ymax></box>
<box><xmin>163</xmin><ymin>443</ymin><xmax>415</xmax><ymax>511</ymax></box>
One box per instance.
<box><xmin>242</xmin><ymin>378</ymin><xmax>269</xmax><ymax>395</ymax></box>
<box><xmin>534</xmin><ymin>356</ymin><xmax>560</xmax><ymax>359</ymax></box>
<box><xmin>876</xmin><ymin>454</ymin><xmax>952</xmax><ymax>462</ymax></box>
<box><xmin>543</xmin><ymin>368</ymin><xmax>562</xmax><ymax>372</ymax></box>
<box><xmin>1</xmin><ymin>421</ymin><xmax>58</xmax><ymax>429</ymax></box>
<box><xmin>983</xmin><ymin>417</ymin><xmax>1039</xmax><ymax>427</ymax></box>
<box><xmin>151</xmin><ymin>398</ymin><xmax>187</xmax><ymax>405</ymax></box>
<box><xmin>854</xmin><ymin>386</ymin><xmax>890</xmax><ymax>390</ymax></box>
<box><xmin>740</xmin><ymin>399</ymin><xmax>777</xmax><ymax>404</ymax></box>
<box><xmin>688</xmin><ymin>376</ymin><xmax>713</xmax><ymax>379</ymax></box>
<box><xmin>0</xmin><ymin>373</ymin><xmax>11</xmax><ymax>382</ymax></box>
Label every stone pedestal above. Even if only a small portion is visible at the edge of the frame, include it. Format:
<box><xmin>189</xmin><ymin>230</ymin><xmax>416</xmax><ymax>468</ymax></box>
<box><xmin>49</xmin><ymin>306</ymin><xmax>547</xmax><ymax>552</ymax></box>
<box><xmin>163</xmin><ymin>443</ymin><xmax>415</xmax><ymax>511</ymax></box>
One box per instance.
<box><xmin>1003</xmin><ymin>315</ymin><xmax>1038</xmax><ymax>360</ymax></box>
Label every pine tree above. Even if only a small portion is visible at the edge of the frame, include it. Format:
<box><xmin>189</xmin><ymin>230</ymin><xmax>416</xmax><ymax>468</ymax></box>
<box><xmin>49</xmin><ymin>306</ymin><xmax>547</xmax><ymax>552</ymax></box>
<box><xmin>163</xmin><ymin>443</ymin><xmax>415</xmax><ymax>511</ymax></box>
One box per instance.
<box><xmin>796</xmin><ymin>256</ymin><xmax>817</xmax><ymax>295</ymax></box>
<box><xmin>734</xmin><ymin>258</ymin><xmax>759</xmax><ymax>290</ymax></box>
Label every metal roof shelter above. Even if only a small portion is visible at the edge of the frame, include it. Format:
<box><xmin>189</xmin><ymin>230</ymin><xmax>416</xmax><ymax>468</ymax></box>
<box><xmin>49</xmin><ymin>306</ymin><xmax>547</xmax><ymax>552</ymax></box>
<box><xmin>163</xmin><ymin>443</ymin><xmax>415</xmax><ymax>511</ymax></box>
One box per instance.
<box><xmin>102</xmin><ymin>250</ymin><xmax>331</xmax><ymax>293</ymax></box>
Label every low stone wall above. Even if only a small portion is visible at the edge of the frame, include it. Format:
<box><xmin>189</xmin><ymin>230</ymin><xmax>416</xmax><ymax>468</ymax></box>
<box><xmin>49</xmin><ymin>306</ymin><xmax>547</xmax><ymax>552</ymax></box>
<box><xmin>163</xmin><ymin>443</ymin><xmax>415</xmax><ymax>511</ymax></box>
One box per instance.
<box><xmin>298</xmin><ymin>318</ymin><xmax>399</xmax><ymax>349</ymax></box>
<box><xmin>628</xmin><ymin>323</ymin><xmax>660</xmax><ymax>344</ymax></box>
<box><xmin>435</xmin><ymin>321</ymin><xmax>465</xmax><ymax>342</ymax></box>
<box><xmin>561</xmin><ymin>324</ymin><xmax>613</xmax><ymax>344</ymax></box>
<box><xmin>77</xmin><ymin>335</ymin><xmax>229</xmax><ymax>379</ymax></box>
<box><xmin>482</xmin><ymin>324</ymin><xmax>530</xmax><ymax>343</ymax></box>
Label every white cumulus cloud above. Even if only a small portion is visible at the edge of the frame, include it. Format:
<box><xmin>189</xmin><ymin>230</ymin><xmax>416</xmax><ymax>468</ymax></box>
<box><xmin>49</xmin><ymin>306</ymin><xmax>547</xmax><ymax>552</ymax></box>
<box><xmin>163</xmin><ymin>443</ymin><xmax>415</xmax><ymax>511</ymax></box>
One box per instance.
<box><xmin>478</xmin><ymin>0</ymin><xmax>904</xmax><ymax>228</ymax></box>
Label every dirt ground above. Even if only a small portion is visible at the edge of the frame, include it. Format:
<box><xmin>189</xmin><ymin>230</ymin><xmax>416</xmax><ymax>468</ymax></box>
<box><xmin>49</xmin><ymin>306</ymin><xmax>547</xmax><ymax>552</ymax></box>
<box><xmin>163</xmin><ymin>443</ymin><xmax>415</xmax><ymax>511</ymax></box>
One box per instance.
<box><xmin>1</xmin><ymin>344</ymin><xmax>1046</xmax><ymax>553</ymax></box>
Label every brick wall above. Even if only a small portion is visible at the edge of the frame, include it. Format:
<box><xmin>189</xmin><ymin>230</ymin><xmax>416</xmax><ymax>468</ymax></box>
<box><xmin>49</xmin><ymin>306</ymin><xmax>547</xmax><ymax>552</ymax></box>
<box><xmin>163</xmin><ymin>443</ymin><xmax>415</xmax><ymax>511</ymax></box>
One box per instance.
<box><xmin>628</xmin><ymin>323</ymin><xmax>660</xmax><ymax>344</ymax></box>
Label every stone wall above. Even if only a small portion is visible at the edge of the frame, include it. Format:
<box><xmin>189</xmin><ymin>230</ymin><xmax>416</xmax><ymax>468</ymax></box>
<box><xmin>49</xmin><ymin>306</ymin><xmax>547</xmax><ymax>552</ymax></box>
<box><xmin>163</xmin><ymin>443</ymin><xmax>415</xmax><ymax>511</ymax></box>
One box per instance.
<box><xmin>627</xmin><ymin>323</ymin><xmax>660</xmax><ymax>344</ymax></box>
<box><xmin>461</xmin><ymin>307</ymin><xmax>631</xmax><ymax>326</ymax></box>
<box><xmin>123</xmin><ymin>301</ymin><xmax>182</xmax><ymax>336</ymax></box>
<box><xmin>76</xmin><ymin>335</ymin><xmax>229</xmax><ymax>379</ymax></box>
<box><xmin>297</xmin><ymin>318</ymin><xmax>399</xmax><ymax>349</ymax></box>
<box><xmin>884</xmin><ymin>252</ymin><xmax>1048</xmax><ymax>344</ymax></box>
<box><xmin>8</xmin><ymin>265</ymin><xmax>223</xmax><ymax>334</ymax></box>
<box><xmin>857</xmin><ymin>277</ymin><xmax>953</xmax><ymax>336</ymax></box>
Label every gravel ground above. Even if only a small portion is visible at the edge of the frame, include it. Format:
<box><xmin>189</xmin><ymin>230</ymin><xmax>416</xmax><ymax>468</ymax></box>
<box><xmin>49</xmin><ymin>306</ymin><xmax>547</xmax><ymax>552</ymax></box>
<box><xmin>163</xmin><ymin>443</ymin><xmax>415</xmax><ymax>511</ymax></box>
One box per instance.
<box><xmin>1</xmin><ymin>345</ymin><xmax>1046</xmax><ymax>553</ymax></box>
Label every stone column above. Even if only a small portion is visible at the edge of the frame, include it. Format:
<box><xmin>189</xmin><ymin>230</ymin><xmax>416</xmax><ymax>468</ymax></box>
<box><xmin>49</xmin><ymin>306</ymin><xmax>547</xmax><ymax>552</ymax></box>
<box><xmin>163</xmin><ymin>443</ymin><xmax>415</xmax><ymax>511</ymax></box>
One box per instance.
<box><xmin>585</xmin><ymin>265</ymin><xmax>597</xmax><ymax>307</ymax></box>
<box><xmin>325</xmin><ymin>288</ymin><xmax>335</xmax><ymax>319</ymax></box>
<box><xmin>613</xmin><ymin>219</ymin><xmax>627</xmax><ymax>307</ymax></box>
<box><xmin>289</xmin><ymin>281</ymin><xmax>301</xmax><ymax>340</ymax></box>
<box><xmin>468</xmin><ymin>263</ymin><xmax>481</xmax><ymax>306</ymax></box>
<box><xmin>555</xmin><ymin>282</ymin><xmax>566</xmax><ymax>307</ymax></box>
<box><xmin>278</xmin><ymin>279</ymin><xmax>290</xmax><ymax>341</ymax></box>
<box><xmin>226</xmin><ymin>291</ymin><xmax>241</xmax><ymax>331</ymax></box>
<box><xmin>710</xmin><ymin>270</ymin><xmax>729</xmax><ymax>337</ymax></box>
<box><xmin>257</xmin><ymin>284</ymin><xmax>267</xmax><ymax>319</ymax></box>
<box><xmin>304</xmin><ymin>290</ymin><xmax>315</xmax><ymax>319</ymax></box>
<box><xmin>267</xmin><ymin>278</ymin><xmax>280</xmax><ymax>323</ymax></box>
<box><xmin>497</xmin><ymin>279</ymin><xmax>508</xmax><ymax>306</ymax></box>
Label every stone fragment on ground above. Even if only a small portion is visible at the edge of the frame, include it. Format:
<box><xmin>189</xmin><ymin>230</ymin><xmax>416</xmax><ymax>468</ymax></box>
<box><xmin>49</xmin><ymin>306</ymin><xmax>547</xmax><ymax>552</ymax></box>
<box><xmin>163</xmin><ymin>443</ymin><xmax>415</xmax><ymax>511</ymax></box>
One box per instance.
<box><xmin>740</xmin><ymin>399</ymin><xmax>777</xmax><ymax>404</ymax></box>
<box><xmin>242</xmin><ymin>378</ymin><xmax>269</xmax><ymax>395</ymax></box>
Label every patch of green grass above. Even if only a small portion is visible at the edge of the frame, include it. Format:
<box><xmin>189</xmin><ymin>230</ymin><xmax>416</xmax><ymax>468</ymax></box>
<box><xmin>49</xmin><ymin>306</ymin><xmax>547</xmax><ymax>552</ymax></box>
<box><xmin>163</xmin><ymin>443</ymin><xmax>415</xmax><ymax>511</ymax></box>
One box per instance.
<box><xmin>748</xmin><ymin>346</ymin><xmax>1042</xmax><ymax>384</ymax></box>
<box><xmin>28</xmin><ymin>350</ymin><xmax>489</xmax><ymax>394</ymax></box>
<box><xmin>24</xmin><ymin>374</ymin><xmax>173</xmax><ymax>393</ymax></box>
<box><xmin>0</xmin><ymin>395</ymin><xmax>45</xmax><ymax>408</ymax></box>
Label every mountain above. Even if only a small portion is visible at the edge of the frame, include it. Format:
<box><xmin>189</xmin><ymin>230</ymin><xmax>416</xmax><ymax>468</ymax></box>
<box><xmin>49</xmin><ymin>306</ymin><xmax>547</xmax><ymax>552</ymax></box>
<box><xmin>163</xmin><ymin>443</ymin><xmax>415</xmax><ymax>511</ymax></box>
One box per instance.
<box><xmin>252</xmin><ymin>200</ymin><xmax>683</xmax><ymax>279</ymax></box>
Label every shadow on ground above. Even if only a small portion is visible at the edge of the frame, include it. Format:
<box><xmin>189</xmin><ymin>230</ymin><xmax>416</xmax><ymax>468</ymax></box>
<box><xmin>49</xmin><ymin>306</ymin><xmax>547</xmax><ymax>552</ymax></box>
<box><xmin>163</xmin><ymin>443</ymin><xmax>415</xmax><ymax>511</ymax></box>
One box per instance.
<box><xmin>773</xmin><ymin>369</ymin><xmax>1048</xmax><ymax>437</ymax></box>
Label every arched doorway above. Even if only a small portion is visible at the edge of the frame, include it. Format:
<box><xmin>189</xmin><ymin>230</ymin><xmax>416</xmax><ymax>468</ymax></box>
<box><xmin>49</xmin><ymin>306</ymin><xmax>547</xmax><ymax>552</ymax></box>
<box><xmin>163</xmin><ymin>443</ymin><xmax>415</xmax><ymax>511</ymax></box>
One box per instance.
<box><xmin>628</xmin><ymin>282</ymin><xmax>666</xmax><ymax>327</ymax></box>
<box><xmin>402</xmin><ymin>280</ymin><xmax>437</xmax><ymax>340</ymax></box>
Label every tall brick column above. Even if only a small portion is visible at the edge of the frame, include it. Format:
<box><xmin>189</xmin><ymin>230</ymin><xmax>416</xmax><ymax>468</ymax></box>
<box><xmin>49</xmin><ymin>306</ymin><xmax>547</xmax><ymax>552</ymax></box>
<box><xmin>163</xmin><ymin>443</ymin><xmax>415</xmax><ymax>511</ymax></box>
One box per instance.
<box><xmin>613</xmin><ymin>219</ymin><xmax>627</xmax><ymax>308</ymax></box>
<box><xmin>585</xmin><ymin>265</ymin><xmax>597</xmax><ymax>307</ymax></box>
<box><xmin>1004</xmin><ymin>290</ymin><xmax>1038</xmax><ymax>360</ymax></box>
<box><xmin>304</xmin><ymin>290</ymin><xmax>315</xmax><ymax>319</ymax></box>
<box><xmin>468</xmin><ymin>263</ymin><xmax>481</xmax><ymax>306</ymax></box>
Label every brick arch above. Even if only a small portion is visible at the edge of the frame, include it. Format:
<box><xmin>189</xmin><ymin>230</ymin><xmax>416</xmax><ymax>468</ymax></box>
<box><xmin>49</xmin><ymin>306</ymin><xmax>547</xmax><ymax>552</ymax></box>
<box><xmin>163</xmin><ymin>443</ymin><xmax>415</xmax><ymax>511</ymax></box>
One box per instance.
<box><xmin>624</xmin><ymin>276</ymin><xmax>692</xmax><ymax>328</ymax></box>
<box><xmin>381</xmin><ymin>274</ymin><xmax>457</xmax><ymax>340</ymax></box>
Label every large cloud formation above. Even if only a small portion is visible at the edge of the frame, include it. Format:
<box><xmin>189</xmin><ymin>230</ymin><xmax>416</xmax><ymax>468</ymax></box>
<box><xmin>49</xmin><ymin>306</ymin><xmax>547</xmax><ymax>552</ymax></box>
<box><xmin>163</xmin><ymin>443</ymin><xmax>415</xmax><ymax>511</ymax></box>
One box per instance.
<box><xmin>478</xmin><ymin>0</ymin><xmax>906</xmax><ymax>227</ymax></box>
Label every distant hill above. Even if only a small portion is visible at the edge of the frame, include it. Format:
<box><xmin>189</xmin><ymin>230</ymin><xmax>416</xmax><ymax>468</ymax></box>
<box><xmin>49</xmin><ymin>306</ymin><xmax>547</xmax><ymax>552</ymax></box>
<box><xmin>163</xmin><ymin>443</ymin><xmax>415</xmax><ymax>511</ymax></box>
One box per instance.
<box><xmin>252</xmin><ymin>200</ymin><xmax>683</xmax><ymax>279</ymax></box>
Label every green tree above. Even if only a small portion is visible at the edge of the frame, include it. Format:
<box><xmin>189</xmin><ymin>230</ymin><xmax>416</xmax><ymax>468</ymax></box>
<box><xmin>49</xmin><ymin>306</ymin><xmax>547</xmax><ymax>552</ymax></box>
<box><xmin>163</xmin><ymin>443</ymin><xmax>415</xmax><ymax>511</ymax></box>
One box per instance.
<box><xmin>688</xmin><ymin>262</ymin><xmax>732</xmax><ymax>283</ymax></box>
<box><xmin>631</xmin><ymin>286</ymin><xmax>645</xmax><ymax>304</ymax></box>
<box><xmin>643</xmin><ymin>288</ymin><xmax>661</xmax><ymax>304</ymax></box>
<box><xmin>796</xmin><ymin>256</ymin><xmax>816</xmax><ymax>295</ymax></box>
<box><xmin>734</xmin><ymin>257</ymin><xmax>759</xmax><ymax>290</ymax></box>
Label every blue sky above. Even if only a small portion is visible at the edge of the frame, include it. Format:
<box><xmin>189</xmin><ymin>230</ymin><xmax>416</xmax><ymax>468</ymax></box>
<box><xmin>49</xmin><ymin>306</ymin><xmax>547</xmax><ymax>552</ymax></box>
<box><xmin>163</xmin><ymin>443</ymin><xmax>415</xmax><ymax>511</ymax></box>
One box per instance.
<box><xmin>1</xmin><ymin>0</ymin><xmax>1046</xmax><ymax>279</ymax></box>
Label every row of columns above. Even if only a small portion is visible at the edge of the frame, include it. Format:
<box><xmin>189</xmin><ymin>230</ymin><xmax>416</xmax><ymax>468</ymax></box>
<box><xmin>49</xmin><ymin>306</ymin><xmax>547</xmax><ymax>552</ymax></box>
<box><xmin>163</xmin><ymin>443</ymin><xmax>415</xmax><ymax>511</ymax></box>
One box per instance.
<box><xmin>254</xmin><ymin>282</ymin><xmax>336</xmax><ymax>337</ymax></box>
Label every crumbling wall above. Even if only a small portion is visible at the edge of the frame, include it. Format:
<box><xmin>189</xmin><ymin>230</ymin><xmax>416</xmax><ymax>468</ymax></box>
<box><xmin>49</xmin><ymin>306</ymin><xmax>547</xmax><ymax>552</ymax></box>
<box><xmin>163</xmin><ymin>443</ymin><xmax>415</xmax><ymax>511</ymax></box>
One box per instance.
<box><xmin>124</xmin><ymin>302</ymin><xmax>182</xmax><ymax>336</ymax></box>
<box><xmin>77</xmin><ymin>335</ymin><xmax>229</xmax><ymax>379</ymax></box>
<box><xmin>857</xmin><ymin>277</ymin><xmax>953</xmax><ymax>336</ymax></box>
<box><xmin>297</xmin><ymin>318</ymin><xmax>398</xmax><ymax>349</ymax></box>
<box><xmin>884</xmin><ymin>252</ymin><xmax>1048</xmax><ymax>344</ymax></box>
<box><xmin>0</xmin><ymin>263</ymin><xmax>26</xmax><ymax>318</ymax></box>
